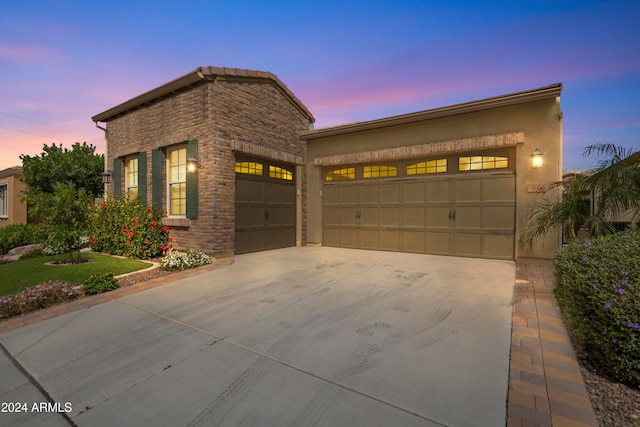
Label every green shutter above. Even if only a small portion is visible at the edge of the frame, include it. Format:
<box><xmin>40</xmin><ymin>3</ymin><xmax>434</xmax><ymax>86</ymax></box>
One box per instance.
<box><xmin>151</xmin><ymin>149</ymin><xmax>163</xmax><ymax>211</ymax></box>
<box><xmin>113</xmin><ymin>158</ymin><xmax>122</xmax><ymax>198</ymax></box>
<box><xmin>186</xmin><ymin>140</ymin><xmax>198</xmax><ymax>219</ymax></box>
<box><xmin>138</xmin><ymin>151</ymin><xmax>147</xmax><ymax>204</ymax></box>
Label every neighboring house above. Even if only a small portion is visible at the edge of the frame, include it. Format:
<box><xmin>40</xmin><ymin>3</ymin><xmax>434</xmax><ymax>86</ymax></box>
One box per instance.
<box><xmin>93</xmin><ymin>67</ymin><xmax>562</xmax><ymax>261</ymax></box>
<box><xmin>0</xmin><ymin>166</ymin><xmax>28</xmax><ymax>228</ymax></box>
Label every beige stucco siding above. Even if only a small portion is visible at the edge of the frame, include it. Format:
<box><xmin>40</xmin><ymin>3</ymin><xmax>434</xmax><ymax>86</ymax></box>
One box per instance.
<box><xmin>304</xmin><ymin>94</ymin><xmax>563</xmax><ymax>260</ymax></box>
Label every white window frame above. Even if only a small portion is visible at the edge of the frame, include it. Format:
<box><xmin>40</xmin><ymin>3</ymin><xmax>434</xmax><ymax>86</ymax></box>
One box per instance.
<box><xmin>0</xmin><ymin>182</ymin><xmax>8</xmax><ymax>219</ymax></box>
<box><xmin>166</xmin><ymin>145</ymin><xmax>187</xmax><ymax>217</ymax></box>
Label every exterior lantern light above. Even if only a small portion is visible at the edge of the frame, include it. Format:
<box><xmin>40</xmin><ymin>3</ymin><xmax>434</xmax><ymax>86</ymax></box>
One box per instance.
<box><xmin>101</xmin><ymin>170</ymin><xmax>112</xmax><ymax>184</ymax></box>
<box><xmin>187</xmin><ymin>157</ymin><xmax>200</xmax><ymax>173</ymax></box>
<box><xmin>531</xmin><ymin>148</ymin><xmax>544</xmax><ymax>169</ymax></box>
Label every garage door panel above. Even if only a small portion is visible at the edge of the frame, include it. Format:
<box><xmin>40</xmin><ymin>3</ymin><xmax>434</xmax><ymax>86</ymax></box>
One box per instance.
<box><xmin>340</xmin><ymin>229</ymin><xmax>358</xmax><ymax>247</ymax></box>
<box><xmin>403</xmin><ymin>231</ymin><xmax>425</xmax><ymax>252</ymax></box>
<box><xmin>360</xmin><ymin>207</ymin><xmax>378</xmax><ymax>226</ymax></box>
<box><xmin>426</xmin><ymin>206</ymin><xmax>450</xmax><ymax>228</ymax></box>
<box><xmin>379</xmin><ymin>230</ymin><xmax>399</xmax><ymax>251</ymax></box>
<box><xmin>404</xmin><ymin>182</ymin><xmax>425</xmax><ymax>203</ymax></box>
<box><xmin>455</xmin><ymin>179</ymin><xmax>482</xmax><ymax>202</ymax></box>
<box><xmin>323</xmin><ymin>228</ymin><xmax>340</xmax><ymax>246</ymax></box>
<box><xmin>403</xmin><ymin>207</ymin><xmax>425</xmax><ymax>227</ymax></box>
<box><xmin>484</xmin><ymin>234</ymin><xmax>514</xmax><ymax>258</ymax></box>
<box><xmin>360</xmin><ymin>229</ymin><xmax>378</xmax><ymax>249</ymax></box>
<box><xmin>248</xmin><ymin>182</ymin><xmax>266</xmax><ymax>204</ymax></box>
<box><xmin>484</xmin><ymin>176</ymin><xmax>515</xmax><ymax>202</ymax></box>
<box><xmin>340</xmin><ymin>186</ymin><xmax>359</xmax><ymax>204</ymax></box>
<box><xmin>455</xmin><ymin>206</ymin><xmax>482</xmax><ymax>228</ymax></box>
<box><xmin>426</xmin><ymin>180</ymin><xmax>451</xmax><ymax>202</ymax></box>
<box><xmin>454</xmin><ymin>232</ymin><xmax>482</xmax><ymax>257</ymax></box>
<box><xmin>361</xmin><ymin>185</ymin><xmax>379</xmax><ymax>204</ymax></box>
<box><xmin>323</xmin><ymin>186</ymin><xmax>341</xmax><ymax>205</ymax></box>
<box><xmin>426</xmin><ymin>231</ymin><xmax>451</xmax><ymax>254</ymax></box>
<box><xmin>484</xmin><ymin>206</ymin><xmax>515</xmax><ymax>229</ymax></box>
<box><xmin>340</xmin><ymin>208</ymin><xmax>358</xmax><ymax>226</ymax></box>
<box><xmin>379</xmin><ymin>207</ymin><xmax>399</xmax><ymax>227</ymax></box>
<box><xmin>379</xmin><ymin>184</ymin><xmax>399</xmax><ymax>204</ymax></box>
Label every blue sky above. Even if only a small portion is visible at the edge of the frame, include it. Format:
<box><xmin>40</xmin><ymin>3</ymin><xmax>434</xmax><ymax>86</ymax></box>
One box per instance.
<box><xmin>1</xmin><ymin>0</ymin><xmax>639</xmax><ymax>171</ymax></box>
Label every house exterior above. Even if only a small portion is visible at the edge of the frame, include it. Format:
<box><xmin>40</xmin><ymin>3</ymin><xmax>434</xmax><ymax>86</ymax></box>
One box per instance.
<box><xmin>94</xmin><ymin>67</ymin><xmax>562</xmax><ymax>261</ymax></box>
<box><xmin>92</xmin><ymin>67</ymin><xmax>315</xmax><ymax>257</ymax></box>
<box><xmin>0</xmin><ymin>167</ymin><xmax>28</xmax><ymax>228</ymax></box>
<box><xmin>301</xmin><ymin>84</ymin><xmax>563</xmax><ymax>261</ymax></box>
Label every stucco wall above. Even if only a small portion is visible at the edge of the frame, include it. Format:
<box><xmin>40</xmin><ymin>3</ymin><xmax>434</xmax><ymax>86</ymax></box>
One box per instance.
<box><xmin>304</xmin><ymin>97</ymin><xmax>563</xmax><ymax>260</ymax></box>
<box><xmin>0</xmin><ymin>173</ymin><xmax>28</xmax><ymax>228</ymax></box>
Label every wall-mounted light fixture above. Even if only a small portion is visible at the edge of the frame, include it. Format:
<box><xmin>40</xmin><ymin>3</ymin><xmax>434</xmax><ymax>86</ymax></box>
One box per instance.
<box><xmin>531</xmin><ymin>148</ymin><xmax>544</xmax><ymax>169</ymax></box>
<box><xmin>101</xmin><ymin>171</ymin><xmax>113</xmax><ymax>184</ymax></box>
<box><xmin>187</xmin><ymin>157</ymin><xmax>200</xmax><ymax>173</ymax></box>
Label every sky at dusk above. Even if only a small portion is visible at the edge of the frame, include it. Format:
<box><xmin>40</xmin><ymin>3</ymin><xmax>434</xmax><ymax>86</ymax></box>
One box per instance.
<box><xmin>1</xmin><ymin>0</ymin><xmax>639</xmax><ymax>171</ymax></box>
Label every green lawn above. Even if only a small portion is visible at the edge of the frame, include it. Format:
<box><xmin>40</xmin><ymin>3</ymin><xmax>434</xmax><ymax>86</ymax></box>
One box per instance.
<box><xmin>0</xmin><ymin>253</ymin><xmax>152</xmax><ymax>297</ymax></box>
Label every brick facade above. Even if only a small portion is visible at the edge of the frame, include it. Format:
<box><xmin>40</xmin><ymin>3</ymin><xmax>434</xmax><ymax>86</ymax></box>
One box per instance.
<box><xmin>95</xmin><ymin>68</ymin><xmax>313</xmax><ymax>256</ymax></box>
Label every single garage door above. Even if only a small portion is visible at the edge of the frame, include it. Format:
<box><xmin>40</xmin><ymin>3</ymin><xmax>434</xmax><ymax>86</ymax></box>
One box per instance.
<box><xmin>322</xmin><ymin>151</ymin><xmax>515</xmax><ymax>259</ymax></box>
<box><xmin>235</xmin><ymin>157</ymin><xmax>296</xmax><ymax>254</ymax></box>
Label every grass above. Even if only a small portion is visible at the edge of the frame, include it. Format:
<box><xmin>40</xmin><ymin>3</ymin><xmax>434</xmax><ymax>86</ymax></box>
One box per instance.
<box><xmin>0</xmin><ymin>252</ymin><xmax>152</xmax><ymax>297</ymax></box>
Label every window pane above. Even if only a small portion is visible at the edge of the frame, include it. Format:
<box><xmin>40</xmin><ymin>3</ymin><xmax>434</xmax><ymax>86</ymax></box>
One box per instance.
<box><xmin>363</xmin><ymin>165</ymin><xmax>397</xmax><ymax>179</ymax></box>
<box><xmin>170</xmin><ymin>183</ymin><xmax>186</xmax><ymax>215</ymax></box>
<box><xmin>326</xmin><ymin>167</ymin><xmax>355</xmax><ymax>181</ymax></box>
<box><xmin>459</xmin><ymin>155</ymin><xmax>509</xmax><ymax>171</ymax></box>
<box><xmin>269</xmin><ymin>165</ymin><xmax>293</xmax><ymax>180</ymax></box>
<box><xmin>407</xmin><ymin>159</ymin><xmax>447</xmax><ymax>175</ymax></box>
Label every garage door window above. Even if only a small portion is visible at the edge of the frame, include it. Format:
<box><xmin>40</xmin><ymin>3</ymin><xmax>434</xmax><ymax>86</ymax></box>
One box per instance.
<box><xmin>269</xmin><ymin>165</ymin><xmax>293</xmax><ymax>181</ymax></box>
<box><xmin>326</xmin><ymin>167</ymin><xmax>355</xmax><ymax>181</ymax></box>
<box><xmin>407</xmin><ymin>159</ymin><xmax>447</xmax><ymax>175</ymax></box>
<box><xmin>459</xmin><ymin>155</ymin><xmax>508</xmax><ymax>171</ymax></box>
<box><xmin>235</xmin><ymin>161</ymin><xmax>263</xmax><ymax>176</ymax></box>
<box><xmin>363</xmin><ymin>165</ymin><xmax>397</xmax><ymax>178</ymax></box>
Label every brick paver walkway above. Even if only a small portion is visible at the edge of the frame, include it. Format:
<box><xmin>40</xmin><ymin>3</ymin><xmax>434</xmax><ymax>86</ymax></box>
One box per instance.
<box><xmin>1</xmin><ymin>258</ymin><xmax>600</xmax><ymax>426</ymax></box>
<box><xmin>508</xmin><ymin>262</ymin><xmax>599</xmax><ymax>427</ymax></box>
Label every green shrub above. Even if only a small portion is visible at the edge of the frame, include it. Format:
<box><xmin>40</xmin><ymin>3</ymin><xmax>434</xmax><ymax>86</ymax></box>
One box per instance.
<box><xmin>83</xmin><ymin>273</ymin><xmax>120</xmax><ymax>296</ymax></box>
<box><xmin>160</xmin><ymin>249</ymin><xmax>212</xmax><ymax>271</ymax></box>
<box><xmin>554</xmin><ymin>229</ymin><xmax>640</xmax><ymax>387</ymax></box>
<box><xmin>0</xmin><ymin>224</ymin><xmax>47</xmax><ymax>255</ymax></box>
<box><xmin>90</xmin><ymin>198</ymin><xmax>170</xmax><ymax>259</ymax></box>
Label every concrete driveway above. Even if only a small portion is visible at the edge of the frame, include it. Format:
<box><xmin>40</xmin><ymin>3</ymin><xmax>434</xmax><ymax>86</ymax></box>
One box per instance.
<box><xmin>0</xmin><ymin>247</ymin><xmax>515</xmax><ymax>427</ymax></box>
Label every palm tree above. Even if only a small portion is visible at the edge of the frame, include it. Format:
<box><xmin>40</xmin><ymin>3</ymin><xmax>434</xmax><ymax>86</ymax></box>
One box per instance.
<box><xmin>519</xmin><ymin>143</ymin><xmax>640</xmax><ymax>249</ymax></box>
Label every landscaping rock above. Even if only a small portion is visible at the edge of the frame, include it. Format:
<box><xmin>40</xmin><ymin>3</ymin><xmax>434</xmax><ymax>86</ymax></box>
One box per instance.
<box><xmin>0</xmin><ymin>244</ymin><xmax>43</xmax><ymax>262</ymax></box>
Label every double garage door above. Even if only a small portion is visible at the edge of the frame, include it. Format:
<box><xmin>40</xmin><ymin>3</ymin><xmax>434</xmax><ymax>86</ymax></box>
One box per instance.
<box><xmin>235</xmin><ymin>158</ymin><xmax>296</xmax><ymax>254</ymax></box>
<box><xmin>322</xmin><ymin>155</ymin><xmax>516</xmax><ymax>259</ymax></box>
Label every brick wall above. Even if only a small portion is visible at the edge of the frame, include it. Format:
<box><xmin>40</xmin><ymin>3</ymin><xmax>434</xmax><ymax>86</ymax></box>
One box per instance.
<box><xmin>105</xmin><ymin>77</ymin><xmax>310</xmax><ymax>255</ymax></box>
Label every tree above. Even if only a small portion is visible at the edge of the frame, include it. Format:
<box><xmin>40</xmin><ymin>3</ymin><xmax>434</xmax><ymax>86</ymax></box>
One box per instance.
<box><xmin>29</xmin><ymin>183</ymin><xmax>93</xmax><ymax>263</ymax></box>
<box><xmin>519</xmin><ymin>144</ymin><xmax>640</xmax><ymax>249</ymax></box>
<box><xmin>20</xmin><ymin>142</ymin><xmax>104</xmax><ymax>199</ymax></box>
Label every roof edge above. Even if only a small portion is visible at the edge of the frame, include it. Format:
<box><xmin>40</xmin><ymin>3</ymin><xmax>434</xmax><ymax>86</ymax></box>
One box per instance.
<box><xmin>300</xmin><ymin>83</ymin><xmax>562</xmax><ymax>140</ymax></box>
<box><xmin>92</xmin><ymin>67</ymin><xmax>315</xmax><ymax>123</ymax></box>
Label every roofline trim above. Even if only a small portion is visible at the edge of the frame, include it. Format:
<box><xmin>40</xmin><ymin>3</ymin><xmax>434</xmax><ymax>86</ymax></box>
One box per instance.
<box><xmin>300</xmin><ymin>83</ymin><xmax>562</xmax><ymax>140</ymax></box>
<box><xmin>92</xmin><ymin>66</ymin><xmax>315</xmax><ymax>123</ymax></box>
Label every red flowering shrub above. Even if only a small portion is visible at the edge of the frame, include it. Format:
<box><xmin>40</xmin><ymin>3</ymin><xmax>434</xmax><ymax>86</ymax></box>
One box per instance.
<box><xmin>89</xmin><ymin>198</ymin><xmax>170</xmax><ymax>259</ymax></box>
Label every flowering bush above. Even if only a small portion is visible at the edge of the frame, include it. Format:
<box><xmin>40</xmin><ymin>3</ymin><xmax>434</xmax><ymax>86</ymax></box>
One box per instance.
<box><xmin>160</xmin><ymin>249</ymin><xmax>212</xmax><ymax>271</ymax></box>
<box><xmin>0</xmin><ymin>281</ymin><xmax>83</xmax><ymax>320</ymax></box>
<box><xmin>554</xmin><ymin>229</ymin><xmax>640</xmax><ymax>387</ymax></box>
<box><xmin>90</xmin><ymin>198</ymin><xmax>170</xmax><ymax>259</ymax></box>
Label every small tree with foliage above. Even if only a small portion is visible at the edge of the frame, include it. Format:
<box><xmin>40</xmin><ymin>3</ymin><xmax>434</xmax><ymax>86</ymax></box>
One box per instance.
<box><xmin>20</xmin><ymin>142</ymin><xmax>104</xmax><ymax>199</ymax></box>
<box><xmin>29</xmin><ymin>184</ymin><xmax>93</xmax><ymax>263</ymax></box>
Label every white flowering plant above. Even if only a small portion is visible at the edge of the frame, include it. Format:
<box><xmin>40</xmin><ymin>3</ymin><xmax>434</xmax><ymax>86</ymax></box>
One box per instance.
<box><xmin>160</xmin><ymin>249</ymin><xmax>212</xmax><ymax>271</ymax></box>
